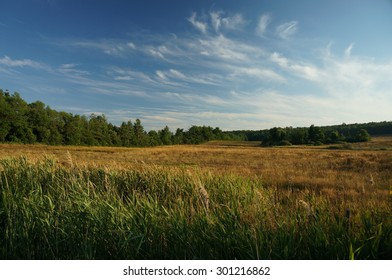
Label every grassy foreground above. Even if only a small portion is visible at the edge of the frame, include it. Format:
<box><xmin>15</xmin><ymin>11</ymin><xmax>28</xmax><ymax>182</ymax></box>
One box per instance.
<box><xmin>0</xmin><ymin>154</ymin><xmax>390</xmax><ymax>259</ymax></box>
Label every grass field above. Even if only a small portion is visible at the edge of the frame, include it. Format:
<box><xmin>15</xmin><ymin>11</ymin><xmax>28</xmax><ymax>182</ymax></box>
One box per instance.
<box><xmin>0</xmin><ymin>138</ymin><xmax>391</xmax><ymax>259</ymax></box>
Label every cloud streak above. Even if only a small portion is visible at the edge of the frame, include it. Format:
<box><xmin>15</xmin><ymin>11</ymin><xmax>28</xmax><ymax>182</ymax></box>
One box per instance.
<box><xmin>276</xmin><ymin>21</ymin><xmax>298</xmax><ymax>39</ymax></box>
<box><xmin>0</xmin><ymin>55</ymin><xmax>45</xmax><ymax>69</ymax></box>
<box><xmin>256</xmin><ymin>14</ymin><xmax>271</xmax><ymax>36</ymax></box>
<box><xmin>210</xmin><ymin>11</ymin><xmax>245</xmax><ymax>32</ymax></box>
<box><xmin>188</xmin><ymin>12</ymin><xmax>208</xmax><ymax>34</ymax></box>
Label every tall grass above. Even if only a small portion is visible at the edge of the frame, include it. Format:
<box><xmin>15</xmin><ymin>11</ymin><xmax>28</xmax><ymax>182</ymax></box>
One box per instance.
<box><xmin>0</xmin><ymin>156</ymin><xmax>390</xmax><ymax>259</ymax></box>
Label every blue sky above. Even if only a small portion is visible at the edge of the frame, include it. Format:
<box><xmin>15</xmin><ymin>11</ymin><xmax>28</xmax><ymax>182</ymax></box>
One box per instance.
<box><xmin>1</xmin><ymin>0</ymin><xmax>392</xmax><ymax>131</ymax></box>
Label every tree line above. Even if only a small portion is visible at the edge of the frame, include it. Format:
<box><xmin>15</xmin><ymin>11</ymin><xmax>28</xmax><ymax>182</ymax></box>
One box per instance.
<box><xmin>0</xmin><ymin>90</ymin><xmax>243</xmax><ymax>146</ymax></box>
<box><xmin>260</xmin><ymin>125</ymin><xmax>371</xmax><ymax>146</ymax></box>
<box><xmin>232</xmin><ymin>122</ymin><xmax>389</xmax><ymax>146</ymax></box>
<box><xmin>1</xmin><ymin>89</ymin><xmax>390</xmax><ymax>147</ymax></box>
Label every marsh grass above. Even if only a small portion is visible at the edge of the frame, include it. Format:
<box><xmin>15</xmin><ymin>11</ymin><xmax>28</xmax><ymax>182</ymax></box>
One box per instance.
<box><xmin>0</xmin><ymin>156</ymin><xmax>390</xmax><ymax>259</ymax></box>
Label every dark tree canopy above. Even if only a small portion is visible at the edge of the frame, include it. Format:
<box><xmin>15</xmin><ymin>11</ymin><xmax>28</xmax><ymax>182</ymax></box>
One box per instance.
<box><xmin>0</xmin><ymin>89</ymin><xmax>242</xmax><ymax>146</ymax></box>
<box><xmin>1</xmin><ymin>89</ymin><xmax>387</xmax><ymax>147</ymax></box>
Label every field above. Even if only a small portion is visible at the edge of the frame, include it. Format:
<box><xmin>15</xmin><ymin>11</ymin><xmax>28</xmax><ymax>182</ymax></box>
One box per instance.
<box><xmin>0</xmin><ymin>138</ymin><xmax>391</xmax><ymax>259</ymax></box>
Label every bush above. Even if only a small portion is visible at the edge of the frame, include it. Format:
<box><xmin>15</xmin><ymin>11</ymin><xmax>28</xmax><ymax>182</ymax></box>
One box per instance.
<box><xmin>279</xmin><ymin>140</ymin><xmax>292</xmax><ymax>146</ymax></box>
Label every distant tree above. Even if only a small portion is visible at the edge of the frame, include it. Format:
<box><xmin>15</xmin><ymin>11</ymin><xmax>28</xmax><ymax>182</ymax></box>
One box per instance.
<box><xmin>328</xmin><ymin>130</ymin><xmax>341</xmax><ymax>143</ymax></box>
<box><xmin>265</xmin><ymin>127</ymin><xmax>288</xmax><ymax>145</ymax></box>
<box><xmin>148</xmin><ymin>130</ymin><xmax>160</xmax><ymax>146</ymax></box>
<box><xmin>172</xmin><ymin>128</ymin><xmax>184</xmax><ymax>144</ymax></box>
<box><xmin>308</xmin><ymin>125</ymin><xmax>325</xmax><ymax>144</ymax></box>
<box><xmin>108</xmin><ymin>123</ymin><xmax>121</xmax><ymax>146</ymax></box>
<box><xmin>88</xmin><ymin>114</ymin><xmax>111</xmax><ymax>145</ymax></box>
<box><xmin>6</xmin><ymin>92</ymin><xmax>36</xmax><ymax>143</ymax></box>
<box><xmin>0</xmin><ymin>90</ymin><xmax>12</xmax><ymax>141</ymax></box>
<box><xmin>185</xmin><ymin>126</ymin><xmax>203</xmax><ymax>144</ymax></box>
<box><xmin>46</xmin><ymin>107</ymin><xmax>64</xmax><ymax>145</ymax></box>
<box><xmin>355</xmin><ymin>129</ymin><xmax>371</xmax><ymax>142</ymax></box>
<box><xmin>119</xmin><ymin>121</ymin><xmax>135</xmax><ymax>147</ymax></box>
<box><xmin>289</xmin><ymin>128</ymin><xmax>308</xmax><ymax>145</ymax></box>
<box><xmin>133</xmin><ymin>118</ymin><xmax>146</xmax><ymax>146</ymax></box>
<box><xmin>63</xmin><ymin>114</ymin><xmax>84</xmax><ymax>145</ymax></box>
<box><xmin>27</xmin><ymin>101</ymin><xmax>50</xmax><ymax>143</ymax></box>
<box><xmin>201</xmin><ymin>126</ymin><xmax>214</xmax><ymax>142</ymax></box>
<box><xmin>159</xmin><ymin>126</ymin><xmax>172</xmax><ymax>145</ymax></box>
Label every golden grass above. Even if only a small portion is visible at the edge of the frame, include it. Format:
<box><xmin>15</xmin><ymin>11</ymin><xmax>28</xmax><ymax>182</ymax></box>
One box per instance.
<box><xmin>1</xmin><ymin>137</ymin><xmax>391</xmax><ymax>259</ymax></box>
<box><xmin>0</xmin><ymin>137</ymin><xmax>391</xmax><ymax>199</ymax></box>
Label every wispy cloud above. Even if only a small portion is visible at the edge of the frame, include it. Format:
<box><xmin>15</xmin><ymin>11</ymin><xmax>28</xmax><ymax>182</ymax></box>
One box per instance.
<box><xmin>256</xmin><ymin>14</ymin><xmax>271</xmax><ymax>36</ymax></box>
<box><xmin>156</xmin><ymin>68</ymin><xmax>221</xmax><ymax>86</ymax></box>
<box><xmin>58</xmin><ymin>63</ymin><xmax>90</xmax><ymax>76</ymax></box>
<box><xmin>276</xmin><ymin>21</ymin><xmax>298</xmax><ymax>39</ymax></box>
<box><xmin>210</xmin><ymin>11</ymin><xmax>245</xmax><ymax>32</ymax></box>
<box><xmin>0</xmin><ymin>55</ymin><xmax>45</xmax><ymax>69</ymax></box>
<box><xmin>197</xmin><ymin>34</ymin><xmax>261</xmax><ymax>63</ymax></box>
<box><xmin>4</xmin><ymin>7</ymin><xmax>391</xmax><ymax>131</ymax></box>
<box><xmin>63</xmin><ymin>39</ymin><xmax>137</xmax><ymax>56</ymax></box>
<box><xmin>270</xmin><ymin>52</ymin><xmax>321</xmax><ymax>81</ymax></box>
<box><xmin>344</xmin><ymin>43</ymin><xmax>354</xmax><ymax>58</ymax></box>
<box><xmin>188</xmin><ymin>12</ymin><xmax>208</xmax><ymax>34</ymax></box>
<box><xmin>230</xmin><ymin>66</ymin><xmax>285</xmax><ymax>82</ymax></box>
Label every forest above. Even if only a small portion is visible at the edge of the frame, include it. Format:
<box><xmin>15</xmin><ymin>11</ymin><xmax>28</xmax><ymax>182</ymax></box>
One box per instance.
<box><xmin>1</xmin><ymin>89</ymin><xmax>391</xmax><ymax>147</ymax></box>
<box><xmin>0</xmin><ymin>90</ymin><xmax>242</xmax><ymax>146</ymax></box>
<box><xmin>234</xmin><ymin>121</ymin><xmax>392</xmax><ymax>146</ymax></box>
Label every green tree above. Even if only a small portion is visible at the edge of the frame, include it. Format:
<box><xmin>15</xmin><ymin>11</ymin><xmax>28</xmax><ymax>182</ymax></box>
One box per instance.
<box><xmin>159</xmin><ymin>126</ymin><xmax>172</xmax><ymax>145</ymax></box>
<box><xmin>88</xmin><ymin>114</ymin><xmax>111</xmax><ymax>146</ymax></box>
<box><xmin>185</xmin><ymin>126</ymin><xmax>203</xmax><ymax>144</ymax></box>
<box><xmin>355</xmin><ymin>129</ymin><xmax>371</xmax><ymax>142</ymax></box>
<box><xmin>172</xmin><ymin>128</ymin><xmax>184</xmax><ymax>144</ymax></box>
<box><xmin>289</xmin><ymin>128</ymin><xmax>308</xmax><ymax>144</ymax></box>
<box><xmin>119</xmin><ymin>121</ymin><xmax>135</xmax><ymax>147</ymax></box>
<box><xmin>28</xmin><ymin>101</ymin><xmax>50</xmax><ymax>143</ymax></box>
<box><xmin>6</xmin><ymin>92</ymin><xmax>36</xmax><ymax>143</ymax></box>
<box><xmin>62</xmin><ymin>114</ymin><xmax>84</xmax><ymax>145</ymax></box>
<box><xmin>265</xmin><ymin>127</ymin><xmax>288</xmax><ymax>145</ymax></box>
<box><xmin>308</xmin><ymin>125</ymin><xmax>325</xmax><ymax>144</ymax></box>
<box><xmin>328</xmin><ymin>130</ymin><xmax>341</xmax><ymax>143</ymax></box>
<box><xmin>148</xmin><ymin>130</ymin><xmax>161</xmax><ymax>146</ymax></box>
<box><xmin>133</xmin><ymin>118</ymin><xmax>146</xmax><ymax>146</ymax></box>
<box><xmin>0</xmin><ymin>90</ymin><xmax>12</xmax><ymax>141</ymax></box>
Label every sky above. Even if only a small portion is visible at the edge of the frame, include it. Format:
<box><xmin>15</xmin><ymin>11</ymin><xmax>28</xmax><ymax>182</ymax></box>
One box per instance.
<box><xmin>1</xmin><ymin>0</ymin><xmax>392</xmax><ymax>131</ymax></box>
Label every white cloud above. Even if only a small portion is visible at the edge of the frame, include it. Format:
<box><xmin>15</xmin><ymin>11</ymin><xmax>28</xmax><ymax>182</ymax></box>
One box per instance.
<box><xmin>68</xmin><ymin>40</ymin><xmax>136</xmax><ymax>56</ymax></box>
<box><xmin>188</xmin><ymin>12</ymin><xmax>208</xmax><ymax>34</ymax></box>
<box><xmin>344</xmin><ymin>43</ymin><xmax>354</xmax><ymax>58</ymax></box>
<box><xmin>256</xmin><ymin>14</ymin><xmax>271</xmax><ymax>36</ymax></box>
<box><xmin>58</xmin><ymin>64</ymin><xmax>89</xmax><ymax>75</ymax></box>
<box><xmin>127</xmin><ymin>42</ymin><xmax>136</xmax><ymax>49</ymax></box>
<box><xmin>210</xmin><ymin>11</ymin><xmax>222</xmax><ymax>32</ymax></box>
<box><xmin>230</xmin><ymin>66</ymin><xmax>285</xmax><ymax>82</ymax></box>
<box><xmin>0</xmin><ymin>55</ymin><xmax>44</xmax><ymax>68</ymax></box>
<box><xmin>156</xmin><ymin>70</ymin><xmax>167</xmax><ymax>80</ymax></box>
<box><xmin>148</xmin><ymin>48</ymin><xmax>166</xmax><ymax>59</ymax></box>
<box><xmin>276</xmin><ymin>21</ymin><xmax>298</xmax><ymax>39</ymax></box>
<box><xmin>270</xmin><ymin>52</ymin><xmax>321</xmax><ymax>81</ymax></box>
<box><xmin>197</xmin><ymin>34</ymin><xmax>260</xmax><ymax>63</ymax></box>
<box><xmin>210</xmin><ymin>11</ymin><xmax>245</xmax><ymax>33</ymax></box>
<box><xmin>270</xmin><ymin>52</ymin><xmax>289</xmax><ymax>68</ymax></box>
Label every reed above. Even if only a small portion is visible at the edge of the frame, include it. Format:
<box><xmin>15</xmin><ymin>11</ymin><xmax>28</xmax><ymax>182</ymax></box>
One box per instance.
<box><xmin>0</xmin><ymin>156</ymin><xmax>390</xmax><ymax>259</ymax></box>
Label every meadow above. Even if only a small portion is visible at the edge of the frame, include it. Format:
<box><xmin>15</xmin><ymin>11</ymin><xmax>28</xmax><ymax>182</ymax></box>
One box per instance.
<box><xmin>0</xmin><ymin>138</ymin><xmax>391</xmax><ymax>259</ymax></box>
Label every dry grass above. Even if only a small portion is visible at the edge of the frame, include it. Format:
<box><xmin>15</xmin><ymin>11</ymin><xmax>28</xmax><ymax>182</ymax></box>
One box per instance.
<box><xmin>1</xmin><ymin>138</ymin><xmax>390</xmax><ymax>219</ymax></box>
<box><xmin>1</xmin><ymin>138</ymin><xmax>391</xmax><ymax>197</ymax></box>
<box><xmin>0</xmin><ymin>137</ymin><xmax>391</xmax><ymax>259</ymax></box>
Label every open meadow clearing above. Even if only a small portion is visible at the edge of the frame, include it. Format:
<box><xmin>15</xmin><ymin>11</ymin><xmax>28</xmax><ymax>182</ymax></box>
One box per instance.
<box><xmin>0</xmin><ymin>138</ymin><xmax>391</xmax><ymax>259</ymax></box>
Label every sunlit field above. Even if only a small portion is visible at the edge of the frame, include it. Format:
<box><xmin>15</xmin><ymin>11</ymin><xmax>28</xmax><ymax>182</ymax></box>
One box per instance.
<box><xmin>0</xmin><ymin>138</ymin><xmax>391</xmax><ymax>259</ymax></box>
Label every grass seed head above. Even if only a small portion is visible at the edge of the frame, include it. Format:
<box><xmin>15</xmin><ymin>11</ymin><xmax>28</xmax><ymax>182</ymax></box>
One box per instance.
<box><xmin>298</xmin><ymin>199</ymin><xmax>312</xmax><ymax>216</ymax></box>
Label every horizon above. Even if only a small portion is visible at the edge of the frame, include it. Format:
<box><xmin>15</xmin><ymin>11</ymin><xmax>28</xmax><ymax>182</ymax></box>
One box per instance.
<box><xmin>1</xmin><ymin>0</ymin><xmax>392</xmax><ymax>131</ymax></box>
